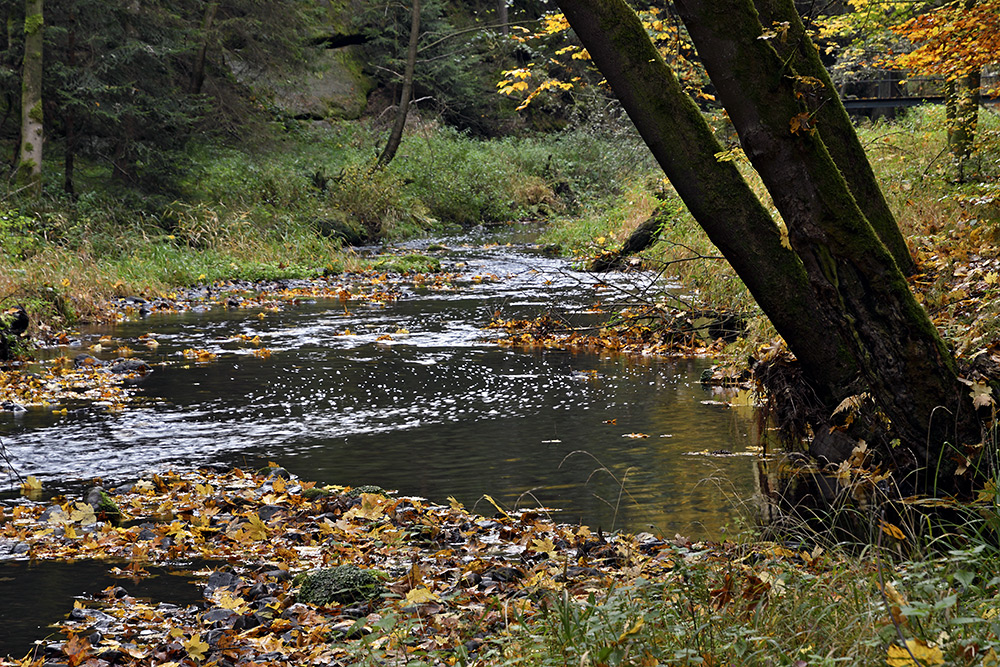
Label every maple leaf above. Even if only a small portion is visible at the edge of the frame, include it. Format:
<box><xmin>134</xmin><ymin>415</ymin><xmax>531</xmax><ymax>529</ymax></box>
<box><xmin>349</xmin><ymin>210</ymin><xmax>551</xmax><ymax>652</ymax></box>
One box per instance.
<box><xmin>70</xmin><ymin>502</ymin><xmax>97</xmax><ymax>525</ymax></box>
<box><xmin>62</xmin><ymin>633</ymin><xmax>92</xmax><ymax>667</ymax></box>
<box><xmin>21</xmin><ymin>475</ymin><xmax>42</xmax><ymax>494</ymax></box>
<box><xmin>215</xmin><ymin>591</ymin><xmax>250</xmax><ymax>613</ymax></box>
<box><xmin>238</xmin><ymin>513</ymin><xmax>269</xmax><ymax>541</ymax></box>
<box><xmin>185</xmin><ymin>634</ymin><xmax>210</xmax><ymax>662</ymax></box>
<box><xmin>344</xmin><ymin>493</ymin><xmax>387</xmax><ymax>521</ymax></box>
<box><xmin>531</xmin><ymin>537</ymin><xmax>557</xmax><ymax>558</ymax></box>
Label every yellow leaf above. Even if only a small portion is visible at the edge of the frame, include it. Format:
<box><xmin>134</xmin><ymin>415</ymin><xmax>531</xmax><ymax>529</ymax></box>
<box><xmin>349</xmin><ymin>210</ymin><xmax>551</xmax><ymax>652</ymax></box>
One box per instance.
<box><xmin>532</xmin><ymin>537</ymin><xmax>557</xmax><ymax>557</ymax></box>
<box><xmin>272</xmin><ymin>476</ymin><xmax>287</xmax><ymax>494</ymax></box>
<box><xmin>241</xmin><ymin>513</ymin><xmax>269</xmax><ymax>541</ymax></box>
<box><xmin>482</xmin><ymin>494</ymin><xmax>509</xmax><ymax>518</ymax></box>
<box><xmin>215</xmin><ymin>591</ymin><xmax>249</xmax><ymax>613</ymax></box>
<box><xmin>344</xmin><ymin>493</ymin><xmax>387</xmax><ymax>521</ymax></box>
<box><xmin>70</xmin><ymin>502</ymin><xmax>97</xmax><ymax>526</ymax></box>
<box><xmin>185</xmin><ymin>634</ymin><xmax>210</xmax><ymax>662</ymax></box>
<box><xmin>618</xmin><ymin>616</ymin><xmax>644</xmax><ymax>642</ymax></box>
<box><xmin>22</xmin><ymin>475</ymin><xmax>42</xmax><ymax>491</ymax></box>
<box><xmin>447</xmin><ymin>496</ymin><xmax>464</xmax><ymax>510</ymax></box>
<box><xmin>879</xmin><ymin>519</ymin><xmax>907</xmax><ymax>541</ymax></box>
<box><xmin>404</xmin><ymin>587</ymin><xmax>440</xmax><ymax>605</ymax></box>
<box><xmin>887</xmin><ymin>639</ymin><xmax>944</xmax><ymax>666</ymax></box>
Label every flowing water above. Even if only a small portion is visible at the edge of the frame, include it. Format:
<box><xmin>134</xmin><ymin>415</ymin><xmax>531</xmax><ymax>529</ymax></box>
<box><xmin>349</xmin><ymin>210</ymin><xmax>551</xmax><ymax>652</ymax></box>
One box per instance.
<box><xmin>0</xmin><ymin>228</ymin><xmax>755</xmax><ymax>656</ymax></box>
<box><xmin>3</xmin><ymin>228</ymin><xmax>754</xmax><ymax>535</ymax></box>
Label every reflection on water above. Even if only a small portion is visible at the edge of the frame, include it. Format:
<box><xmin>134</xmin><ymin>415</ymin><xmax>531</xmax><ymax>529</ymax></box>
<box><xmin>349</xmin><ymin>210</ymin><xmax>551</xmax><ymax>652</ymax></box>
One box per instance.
<box><xmin>1</xmin><ymin>233</ymin><xmax>753</xmax><ymax>538</ymax></box>
<box><xmin>0</xmin><ymin>560</ymin><xmax>203</xmax><ymax>660</ymax></box>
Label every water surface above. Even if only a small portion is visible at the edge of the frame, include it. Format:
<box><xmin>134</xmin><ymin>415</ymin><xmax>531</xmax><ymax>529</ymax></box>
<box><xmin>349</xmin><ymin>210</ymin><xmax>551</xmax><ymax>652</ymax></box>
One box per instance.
<box><xmin>2</xmin><ymin>232</ymin><xmax>753</xmax><ymax>537</ymax></box>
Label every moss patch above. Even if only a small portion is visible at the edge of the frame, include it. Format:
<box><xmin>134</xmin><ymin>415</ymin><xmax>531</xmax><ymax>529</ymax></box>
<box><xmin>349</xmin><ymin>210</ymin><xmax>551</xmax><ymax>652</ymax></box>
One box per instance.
<box><xmin>297</xmin><ymin>564</ymin><xmax>383</xmax><ymax>605</ymax></box>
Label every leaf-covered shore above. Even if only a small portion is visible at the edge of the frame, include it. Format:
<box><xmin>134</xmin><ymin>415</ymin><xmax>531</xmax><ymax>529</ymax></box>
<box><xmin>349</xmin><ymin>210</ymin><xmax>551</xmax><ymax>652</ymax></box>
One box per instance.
<box><xmin>4</xmin><ymin>464</ymin><xmax>1000</xmax><ymax>667</ymax></box>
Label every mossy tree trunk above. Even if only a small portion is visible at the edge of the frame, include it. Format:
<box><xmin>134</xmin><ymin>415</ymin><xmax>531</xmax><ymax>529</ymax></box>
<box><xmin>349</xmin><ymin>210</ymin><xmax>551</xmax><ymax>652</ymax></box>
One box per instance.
<box><xmin>752</xmin><ymin>0</ymin><xmax>915</xmax><ymax>275</ymax></box>
<box><xmin>674</xmin><ymin>0</ymin><xmax>979</xmax><ymax>480</ymax></box>
<box><xmin>18</xmin><ymin>0</ymin><xmax>43</xmax><ymax>196</ymax></box>
<box><xmin>556</xmin><ymin>0</ymin><xmax>858</xmax><ymax>410</ymax></box>
<box><xmin>946</xmin><ymin>69</ymin><xmax>980</xmax><ymax>184</ymax></box>
<box><xmin>189</xmin><ymin>2</ymin><xmax>218</xmax><ymax>96</ymax></box>
<box><xmin>377</xmin><ymin>0</ymin><xmax>420</xmax><ymax>168</ymax></box>
<box><xmin>558</xmin><ymin>0</ymin><xmax>981</xmax><ymax>488</ymax></box>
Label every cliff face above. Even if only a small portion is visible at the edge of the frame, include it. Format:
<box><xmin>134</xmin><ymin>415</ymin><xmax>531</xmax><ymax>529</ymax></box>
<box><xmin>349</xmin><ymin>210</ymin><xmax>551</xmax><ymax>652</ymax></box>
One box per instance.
<box><xmin>277</xmin><ymin>45</ymin><xmax>374</xmax><ymax>120</ymax></box>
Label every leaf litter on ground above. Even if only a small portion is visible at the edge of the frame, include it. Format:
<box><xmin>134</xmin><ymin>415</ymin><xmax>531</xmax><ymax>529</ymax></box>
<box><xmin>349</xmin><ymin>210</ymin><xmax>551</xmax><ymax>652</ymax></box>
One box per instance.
<box><xmin>0</xmin><ymin>465</ymin><xmax>849</xmax><ymax>667</ymax></box>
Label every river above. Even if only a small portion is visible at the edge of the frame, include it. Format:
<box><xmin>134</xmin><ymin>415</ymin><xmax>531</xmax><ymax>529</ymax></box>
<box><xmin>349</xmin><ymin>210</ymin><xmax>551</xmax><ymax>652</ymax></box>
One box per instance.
<box><xmin>2</xmin><ymin>229</ymin><xmax>755</xmax><ymax>536</ymax></box>
<box><xmin>0</xmin><ymin>228</ymin><xmax>759</xmax><ymax>658</ymax></box>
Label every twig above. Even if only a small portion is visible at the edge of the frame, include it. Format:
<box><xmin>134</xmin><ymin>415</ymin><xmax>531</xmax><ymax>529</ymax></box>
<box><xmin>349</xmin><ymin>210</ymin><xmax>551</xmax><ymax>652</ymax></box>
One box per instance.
<box><xmin>0</xmin><ymin>436</ymin><xmax>25</xmax><ymax>487</ymax></box>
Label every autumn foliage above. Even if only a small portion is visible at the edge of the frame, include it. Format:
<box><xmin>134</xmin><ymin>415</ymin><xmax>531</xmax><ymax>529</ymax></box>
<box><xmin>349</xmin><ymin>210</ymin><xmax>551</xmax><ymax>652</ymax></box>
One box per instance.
<box><xmin>890</xmin><ymin>0</ymin><xmax>1000</xmax><ymax>83</ymax></box>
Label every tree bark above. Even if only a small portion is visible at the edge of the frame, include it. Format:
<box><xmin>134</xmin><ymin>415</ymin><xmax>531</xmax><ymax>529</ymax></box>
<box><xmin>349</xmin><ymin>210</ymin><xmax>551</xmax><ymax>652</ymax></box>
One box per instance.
<box><xmin>672</xmin><ymin>0</ymin><xmax>978</xmax><ymax>479</ymax></box>
<box><xmin>946</xmin><ymin>69</ymin><xmax>980</xmax><ymax>184</ymax></box>
<box><xmin>377</xmin><ymin>0</ymin><xmax>420</xmax><ymax>168</ymax></box>
<box><xmin>498</xmin><ymin>0</ymin><xmax>508</xmax><ymax>36</ymax></box>
<box><xmin>752</xmin><ymin>0</ymin><xmax>915</xmax><ymax>275</ymax></box>
<box><xmin>63</xmin><ymin>19</ymin><xmax>76</xmax><ymax>196</ymax></box>
<box><xmin>18</xmin><ymin>0</ymin><xmax>43</xmax><ymax>196</ymax></box>
<box><xmin>589</xmin><ymin>203</ymin><xmax>669</xmax><ymax>271</ymax></box>
<box><xmin>190</xmin><ymin>2</ymin><xmax>218</xmax><ymax>95</ymax></box>
<box><xmin>556</xmin><ymin>0</ymin><xmax>858</xmax><ymax>408</ymax></box>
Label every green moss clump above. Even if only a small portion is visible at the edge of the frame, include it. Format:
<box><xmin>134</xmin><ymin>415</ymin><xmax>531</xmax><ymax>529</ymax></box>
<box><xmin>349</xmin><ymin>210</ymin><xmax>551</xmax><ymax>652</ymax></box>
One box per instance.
<box><xmin>301</xmin><ymin>487</ymin><xmax>331</xmax><ymax>499</ymax></box>
<box><xmin>346</xmin><ymin>484</ymin><xmax>386</xmax><ymax>498</ymax></box>
<box><xmin>23</xmin><ymin>13</ymin><xmax>43</xmax><ymax>34</ymax></box>
<box><xmin>95</xmin><ymin>490</ymin><xmax>123</xmax><ymax>524</ymax></box>
<box><xmin>297</xmin><ymin>565</ymin><xmax>383</xmax><ymax>605</ymax></box>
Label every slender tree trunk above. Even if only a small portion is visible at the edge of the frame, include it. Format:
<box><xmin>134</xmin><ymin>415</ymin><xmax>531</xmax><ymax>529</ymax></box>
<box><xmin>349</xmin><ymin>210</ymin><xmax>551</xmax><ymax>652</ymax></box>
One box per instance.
<box><xmin>377</xmin><ymin>0</ymin><xmax>420</xmax><ymax>168</ymax></box>
<box><xmin>18</xmin><ymin>0</ymin><xmax>43</xmax><ymax>196</ymax></box>
<box><xmin>946</xmin><ymin>69</ymin><xmax>980</xmax><ymax>184</ymax></box>
<box><xmin>672</xmin><ymin>0</ymin><xmax>978</xmax><ymax>479</ymax></box>
<box><xmin>556</xmin><ymin>0</ymin><xmax>859</xmax><ymax>409</ymax></box>
<box><xmin>498</xmin><ymin>0</ymin><xmax>508</xmax><ymax>36</ymax></box>
<box><xmin>190</xmin><ymin>2</ymin><xmax>218</xmax><ymax>95</ymax></box>
<box><xmin>63</xmin><ymin>20</ymin><xmax>75</xmax><ymax>195</ymax></box>
<box><xmin>752</xmin><ymin>0</ymin><xmax>915</xmax><ymax>275</ymax></box>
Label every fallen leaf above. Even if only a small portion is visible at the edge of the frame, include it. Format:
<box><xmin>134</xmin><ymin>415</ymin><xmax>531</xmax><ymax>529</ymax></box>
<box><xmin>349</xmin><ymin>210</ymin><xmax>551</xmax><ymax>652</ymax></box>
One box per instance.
<box><xmin>887</xmin><ymin>639</ymin><xmax>944</xmax><ymax>666</ymax></box>
<box><xmin>185</xmin><ymin>633</ymin><xmax>210</xmax><ymax>661</ymax></box>
<box><xmin>404</xmin><ymin>587</ymin><xmax>440</xmax><ymax>605</ymax></box>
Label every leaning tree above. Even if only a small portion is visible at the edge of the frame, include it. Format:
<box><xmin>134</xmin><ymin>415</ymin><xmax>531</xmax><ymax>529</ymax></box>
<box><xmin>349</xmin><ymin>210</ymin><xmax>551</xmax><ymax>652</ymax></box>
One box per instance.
<box><xmin>555</xmin><ymin>0</ymin><xmax>985</xmax><ymax>492</ymax></box>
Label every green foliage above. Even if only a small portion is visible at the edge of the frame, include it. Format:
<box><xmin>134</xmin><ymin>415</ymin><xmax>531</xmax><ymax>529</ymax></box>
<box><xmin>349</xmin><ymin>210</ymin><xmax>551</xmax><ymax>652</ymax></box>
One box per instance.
<box><xmin>0</xmin><ymin>209</ymin><xmax>43</xmax><ymax>260</ymax></box>
<box><xmin>297</xmin><ymin>564</ymin><xmax>384</xmax><ymax>606</ymax></box>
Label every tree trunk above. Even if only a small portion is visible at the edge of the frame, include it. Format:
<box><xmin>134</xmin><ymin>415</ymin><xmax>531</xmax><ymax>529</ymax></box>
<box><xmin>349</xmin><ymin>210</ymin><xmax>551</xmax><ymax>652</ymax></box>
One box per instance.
<box><xmin>946</xmin><ymin>69</ymin><xmax>980</xmax><ymax>184</ymax></box>
<box><xmin>589</xmin><ymin>203</ymin><xmax>670</xmax><ymax>271</ymax></box>
<box><xmin>752</xmin><ymin>0</ymin><xmax>915</xmax><ymax>275</ymax></box>
<box><xmin>671</xmin><ymin>0</ymin><xmax>978</xmax><ymax>480</ymax></box>
<box><xmin>498</xmin><ymin>0</ymin><xmax>508</xmax><ymax>36</ymax></box>
<box><xmin>556</xmin><ymin>0</ymin><xmax>858</xmax><ymax>409</ymax></box>
<box><xmin>17</xmin><ymin>0</ymin><xmax>43</xmax><ymax>196</ymax></box>
<box><xmin>377</xmin><ymin>0</ymin><xmax>420</xmax><ymax>168</ymax></box>
<box><xmin>190</xmin><ymin>2</ymin><xmax>218</xmax><ymax>95</ymax></box>
<box><xmin>63</xmin><ymin>20</ymin><xmax>76</xmax><ymax>196</ymax></box>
